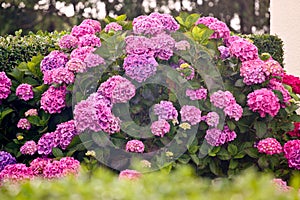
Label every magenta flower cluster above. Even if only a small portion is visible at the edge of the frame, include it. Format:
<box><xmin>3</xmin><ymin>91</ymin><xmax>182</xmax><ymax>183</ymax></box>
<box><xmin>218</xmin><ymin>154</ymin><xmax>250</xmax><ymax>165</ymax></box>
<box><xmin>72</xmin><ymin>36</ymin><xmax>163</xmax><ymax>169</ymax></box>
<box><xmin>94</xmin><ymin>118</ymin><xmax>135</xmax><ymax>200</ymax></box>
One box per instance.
<box><xmin>37</xmin><ymin>132</ymin><xmax>57</xmax><ymax>155</ymax></box>
<box><xmin>0</xmin><ymin>72</ymin><xmax>12</xmax><ymax>100</ymax></box>
<box><xmin>59</xmin><ymin>34</ymin><xmax>78</xmax><ymax>49</ymax></box>
<box><xmin>20</xmin><ymin>140</ymin><xmax>37</xmax><ymax>155</ymax></box>
<box><xmin>16</xmin><ymin>83</ymin><xmax>34</xmax><ymax>101</ymax></box>
<box><xmin>195</xmin><ymin>16</ymin><xmax>230</xmax><ymax>39</ymax></box>
<box><xmin>204</xmin><ymin>112</ymin><xmax>220</xmax><ymax>127</ymax></box>
<box><xmin>247</xmin><ymin>88</ymin><xmax>280</xmax><ymax>118</ymax></box>
<box><xmin>268</xmin><ymin>79</ymin><xmax>291</xmax><ymax>107</ymax></box>
<box><xmin>256</xmin><ymin>138</ymin><xmax>282</xmax><ymax>155</ymax></box>
<box><xmin>24</xmin><ymin>109</ymin><xmax>38</xmax><ymax>117</ymax></box>
<box><xmin>40</xmin><ymin>85</ymin><xmax>67</xmax><ymax>114</ymax></box>
<box><xmin>43</xmin><ymin>67</ymin><xmax>75</xmax><ymax>85</ymax></box>
<box><xmin>98</xmin><ymin>75</ymin><xmax>136</xmax><ymax>103</ymax></box>
<box><xmin>0</xmin><ymin>151</ymin><xmax>16</xmax><ymax>172</ymax></box>
<box><xmin>66</xmin><ymin>58</ymin><xmax>87</xmax><ymax>73</ymax></box>
<box><xmin>119</xmin><ymin>169</ymin><xmax>142</xmax><ymax>180</ymax></box>
<box><xmin>54</xmin><ymin>120</ymin><xmax>78</xmax><ymax>150</ymax></box>
<box><xmin>186</xmin><ymin>87</ymin><xmax>207</xmax><ymax>100</ymax></box>
<box><xmin>154</xmin><ymin>100</ymin><xmax>178</xmax><ymax>121</ymax></box>
<box><xmin>283</xmin><ymin>140</ymin><xmax>300</xmax><ymax>170</ymax></box>
<box><xmin>180</xmin><ymin>105</ymin><xmax>202</xmax><ymax>125</ymax></box>
<box><xmin>40</xmin><ymin>50</ymin><xmax>69</xmax><ymax>72</ymax></box>
<box><xmin>17</xmin><ymin>118</ymin><xmax>31</xmax><ymax>130</ymax></box>
<box><xmin>151</xmin><ymin>119</ymin><xmax>170</xmax><ymax>137</ymax></box>
<box><xmin>0</xmin><ymin>164</ymin><xmax>34</xmax><ymax>183</ymax></box>
<box><xmin>104</xmin><ymin>22</ymin><xmax>123</xmax><ymax>32</ymax></box>
<box><xmin>227</xmin><ymin>36</ymin><xmax>258</xmax><ymax>62</ymax></box>
<box><xmin>205</xmin><ymin>126</ymin><xmax>237</xmax><ymax>146</ymax></box>
<box><xmin>126</xmin><ymin>140</ymin><xmax>145</xmax><ymax>153</ymax></box>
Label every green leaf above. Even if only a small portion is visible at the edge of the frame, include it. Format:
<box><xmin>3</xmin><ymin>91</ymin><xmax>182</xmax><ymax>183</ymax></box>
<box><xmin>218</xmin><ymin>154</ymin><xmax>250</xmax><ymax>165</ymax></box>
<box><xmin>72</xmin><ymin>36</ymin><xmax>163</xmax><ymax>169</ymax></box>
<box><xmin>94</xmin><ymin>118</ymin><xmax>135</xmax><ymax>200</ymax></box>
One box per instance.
<box><xmin>116</xmin><ymin>14</ymin><xmax>127</xmax><ymax>21</ymax></box>
<box><xmin>185</xmin><ymin>13</ymin><xmax>200</xmax><ymax>29</ymax></box>
<box><xmin>27</xmin><ymin>116</ymin><xmax>41</xmax><ymax>126</ymax></box>
<box><xmin>209</xmin><ymin>160</ymin><xmax>222</xmax><ymax>176</ymax></box>
<box><xmin>253</xmin><ymin>121</ymin><xmax>267</xmax><ymax>138</ymax></box>
<box><xmin>217</xmin><ymin>148</ymin><xmax>231</xmax><ymax>160</ymax></box>
<box><xmin>229</xmin><ymin>159</ymin><xmax>239</xmax><ymax>169</ymax></box>
<box><xmin>226</xmin><ymin>121</ymin><xmax>236</xmax><ymax>130</ymax></box>
<box><xmin>234</xmin><ymin>79</ymin><xmax>245</xmax><ymax>87</ymax></box>
<box><xmin>228</xmin><ymin>144</ymin><xmax>238</xmax><ymax>156</ymax></box>
<box><xmin>258</xmin><ymin>156</ymin><xmax>269</xmax><ymax>168</ymax></box>
<box><xmin>178</xmin><ymin>154</ymin><xmax>191</xmax><ymax>164</ymax></box>
<box><xmin>188</xmin><ymin>145</ymin><xmax>199</xmax><ymax>154</ymax></box>
<box><xmin>52</xmin><ymin>147</ymin><xmax>64</xmax><ymax>158</ymax></box>
<box><xmin>0</xmin><ymin>108</ymin><xmax>14</xmax><ymax>120</ymax></box>
<box><xmin>190</xmin><ymin>154</ymin><xmax>200</xmax><ymax>165</ymax></box>
<box><xmin>244</xmin><ymin>148</ymin><xmax>258</xmax><ymax>158</ymax></box>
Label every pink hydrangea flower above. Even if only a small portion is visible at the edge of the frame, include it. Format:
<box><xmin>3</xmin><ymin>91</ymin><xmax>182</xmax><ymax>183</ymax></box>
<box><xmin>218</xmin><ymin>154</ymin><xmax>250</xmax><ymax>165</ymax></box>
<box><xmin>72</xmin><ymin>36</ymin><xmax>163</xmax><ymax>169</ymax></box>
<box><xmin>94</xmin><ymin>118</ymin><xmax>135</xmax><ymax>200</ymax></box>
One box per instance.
<box><xmin>175</xmin><ymin>40</ymin><xmax>190</xmax><ymax>51</ymax></box>
<box><xmin>180</xmin><ymin>105</ymin><xmax>202</xmax><ymax>125</ymax></box>
<box><xmin>66</xmin><ymin>58</ymin><xmax>87</xmax><ymax>73</ymax></box>
<box><xmin>104</xmin><ymin>22</ymin><xmax>123</xmax><ymax>32</ymax></box>
<box><xmin>268</xmin><ymin>79</ymin><xmax>291</xmax><ymax>107</ymax></box>
<box><xmin>17</xmin><ymin>118</ymin><xmax>31</xmax><ymax>130</ymax></box>
<box><xmin>272</xmin><ymin>178</ymin><xmax>292</xmax><ymax>192</ymax></box>
<box><xmin>283</xmin><ymin>140</ymin><xmax>300</xmax><ymax>170</ymax></box>
<box><xmin>98</xmin><ymin>75</ymin><xmax>136</xmax><ymax>103</ymax></box>
<box><xmin>205</xmin><ymin>126</ymin><xmax>236</xmax><ymax>146</ymax></box>
<box><xmin>24</xmin><ymin>109</ymin><xmax>38</xmax><ymax>117</ymax></box>
<box><xmin>59</xmin><ymin>34</ymin><xmax>78</xmax><ymax>49</ymax></box>
<box><xmin>228</xmin><ymin>36</ymin><xmax>258</xmax><ymax>62</ymax></box>
<box><xmin>0</xmin><ymin>72</ymin><xmax>12</xmax><ymax>100</ymax></box>
<box><xmin>40</xmin><ymin>50</ymin><xmax>69</xmax><ymax>72</ymax></box>
<box><xmin>257</xmin><ymin>138</ymin><xmax>282</xmax><ymax>155</ymax></box>
<box><xmin>37</xmin><ymin>132</ymin><xmax>58</xmax><ymax>155</ymax></box>
<box><xmin>210</xmin><ymin>90</ymin><xmax>236</xmax><ymax>109</ymax></box>
<box><xmin>132</xmin><ymin>15</ymin><xmax>164</xmax><ymax>35</ymax></box>
<box><xmin>84</xmin><ymin>53</ymin><xmax>106</xmax><ymax>68</ymax></box>
<box><xmin>78</xmin><ymin>34</ymin><xmax>101</xmax><ymax>47</ymax></box>
<box><xmin>70</xmin><ymin>46</ymin><xmax>95</xmax><ymax>61</ymax></box>
<box><xmin>151</xmin><ymin>119</ymin><xmax>170</xmax><ymax>137</ymax></box>
<box><xmin>126</xmin><ymin>140</ymin><xmax>145</xmax><ymax>153</ymax></box>
<box><xmin>247</xmin><ymin>88</ymin><xmax>280</xmax><ymax>118</ymax></box>
<box><xmin>224</xmin><ymin>103</ymin><xmax>243</xmax><ymax>121</ymax></box>
<box><xmin>119</xmin><ymin>169</ymin><xmax>142</xmax><ymax>180</ymax></box>
<box><xmin>125</xmin><ymin>36</ymin><xmax>154</xmax><ymax>55</ymax></box>
<box><xmin>264</xmin><ymin>58</ymin><xmax>284</xmax><ymax>77</ymax></box>
<box><xmin>43</xmin><ymin>67</ymin><xmax>75</xmax><ymax>85</ymax></box>
<box><xmin>123</xmin><ymin>54</ymin><xmax>158</xmax><ymax>83</ymax></box>
<box><xmin>20</xmin><ymin>140</ymin><xmax>37</xmax><ymax>155</ymax></box>
<box><xmin>186</xmin><ymin>87</ymin><xmax>207</xmax><ymax>100</ymax></box>
<box><xmin>0</xmin><ymin>164</ymin><xmax>34</xmax><ymax>183</ymax></box>
<box><xmin>0</xmin><ymin>151</ymin><xmax>17</xmax><ymax>172</ymax></box>
<box><xmin>59</xmin><ymin>157</ymin><xmax>80</xmax><ymax>176</ymax></box>
<box><xmin>29</xmin><ymin>157</ymin><xmax>52</xmax><ymax>176</ymax></box>
<box><xmin>80</xmin><ymin>19</ymin><xmax>101</xmax><ymax>33</ymax></box>
<box><xmin>40</xmin><ymin>85</ymin><xmax>67</xmax><ymax>114</ymax></box>
<box><xmin>204</xmin><ymin>112</ymin><xmax>219</xmax><ymax>127</ymax></box>
<box><xmin>218</xmin><ymin>46</ymin><xmax>230</xmax><ymax>60</ymax></box>
<box><xmin>177</xmin><ymin>63</ymin><xmax>195</xmax><ymax>80</ymax></box>
<box><xmin>195</xmin><ymin>16</ymin><xmax>230</xmax><ymax>39</ymax></box>
<box><xmin>154</xmin><ymin>101</ymin><xmax>178</xmax><ymax>121</ymax></box>
<box><xmin>71</xmin><ymin>24</ymin><xmax>96</xmax><ymax>38</ymax></box>
<box><xmin>16</xmin><ymin>83</ymin><xmax>34</xmax><ymax>101</ymax></box>
<box><xmin>43</xmin><ymin>160</ymin><xmax>63</xmax><ymax>179</ymax></box>
<box><xmin>240</xmin><ymin>59</ymin><xmax>268</xmax><ymax>85</ymax></box>
<box><xmin>151</xmin><ymin>32</ymin><xmax>176</xmax><ymax>60</ymax></box>
<box><xmin>149</xmin><ymin>12</ymin><xmax>180</xmax><ymax>32</ymax></box>
<box><xmin>54</xmin><ymin>120</ymin><xmax>78</xmax><ymax>150</ymax></box>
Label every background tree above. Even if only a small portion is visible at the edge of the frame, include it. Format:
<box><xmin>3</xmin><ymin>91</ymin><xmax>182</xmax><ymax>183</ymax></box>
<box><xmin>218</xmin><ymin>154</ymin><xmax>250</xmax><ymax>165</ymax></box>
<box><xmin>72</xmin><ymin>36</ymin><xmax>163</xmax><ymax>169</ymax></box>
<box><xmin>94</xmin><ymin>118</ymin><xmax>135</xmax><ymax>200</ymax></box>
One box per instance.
<box><xmin>0</xmin><ymin>0</ymin><xmax>269</xmax><ymax>35</ymax></box>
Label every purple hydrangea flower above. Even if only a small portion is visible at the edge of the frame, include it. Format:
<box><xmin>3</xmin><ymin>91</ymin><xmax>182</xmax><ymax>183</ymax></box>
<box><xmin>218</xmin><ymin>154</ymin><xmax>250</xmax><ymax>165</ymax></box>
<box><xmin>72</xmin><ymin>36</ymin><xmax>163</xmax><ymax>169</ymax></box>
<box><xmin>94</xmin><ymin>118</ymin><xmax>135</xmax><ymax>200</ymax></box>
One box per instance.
<box><xmin>59</xmin><ymin>34</ymin><xmax>78</xmax><ymax>49</ymax></box>
<box><xmin>204</xmin><ymin>112</ymin><xmax>219</xmax><ymax>127</ymax></box>
<box><xmin>0</xmin><ymin>72</ymin><xmax>12</xmax><ymax>100</ymax></box>
<box><xmin>284</xmin><ymin>140</ymin><xmax>300</xmax><ymax>170</ymax></box>
<box><xmin>43</xmin><ymin>67</ymin><xmax>75</xmax><ymax>85</ymax></box>
<box><xmin>40</xmin><ymin>50</ymin><xmax>69</xmax><ymax>72</ymax></box>
<box><xmin>78</xmin><ymin>34</ymin><xmax>101</xmax><ymax>47</ymax></box>
<box><xmin>84</xmin><ymin>53</ymin><xmax>106</xmax><ymax>68</ymax></box>
<box><xmin>80</xmin><ymin>19</ymin><xmax>101</xmax><ymax>33</ymax></box>
<box><xmin>125</xmin><ymin>36</ymin><xmax>154</xmax><ymax>56</ymax></box>
<box><xmin>29</xmin><ymin>157</ymin><xmax>52</xmax><ymax>176</ymax></box>
<box><xmin>224</xmin><ymin>103</ymin><xmax>243</xmax><ymax>121</ymax></box>
<box><xmin>40</xmin><ymin>85</ymin><xmax>67</xmax><ymax>114</ymax></box>
<box><xmin>54</xmin><ymin>120</ymin><xmax>78</xmax><ymax>150</ymax></box>
<box><xmin>0</xmin><ymin>164</ymin><xmax>34</xmax><ymax>183</ymax></box>
<box><xmin>17</xmin><ymin>118</ymin><xmax>31</xmax><ymax>130</ymax></box>
<box><xmin>154</xmin><ymin>100</ymin><xmax>178</xmax><ymax>121</ymax></box>
<box><xmin>70</xmin><ymin>46</ymin><xmax>95</xmax><ymax>61</ymax></box>
<box><xmin>24</xmin><ymin>109</ymin><xmax>38</xmax><ymax>117</ymax></box>
<box><xmin>126</xmin><ymin>140</ymin><xmax>145</xmax><ymax>153</ymax></box>
<box><xmin>20</xmin><ymin>140</ymin><xmax>37</xmax><ymax>155</ymax></box>
<box><xmin>228</xmin><ymin>36</ymin><xmax>258</xmax><ymax>62</ymax></box>
<box><xmin>0</xmin><ymin>151</ymin><xmax>17</xmax><ymax>172</ymax></box>
<box><xmin>16</xmin><ymin>83</ymin><xmax>34</xmax><ymax>101</ymax></box>
<box><xmin>180</xmin><ymin>105</ymin><xmax>202</xmax><ymax>125</ymax></box>
<box><xmin>132</xmin><ymin>15</ymin><xmax>164</xmax><ymax>35</ymax></box>
<box><xmin>205</xmin><ymin>126</ymin><xmax>236</xmax><ymax>146</ymax></box>
<box><xmin>210</xmin><ymin>90</ymin><xmax>236</xmax><ymax>109</ymax></box>
<box><xmin>151</xmin><ymin>119</ymin><xmax>170</xmax><ymax>137</ymax></box>
<box><xmin>66</xmin><ymin>58</ymin><xmax>87</xmax><ymax>73</ymax></box>
<box><xmin>195</xmin><ymin>16</ymin><xmax>230</xmax><ymax>39</ymax></box>
<box><xmin>175</xmin><ymin>40</ymin><xmax>190</xmax><ymax>51</ymax></box>
<box><xmin>37</xmin><ymin>132</ymin><xmax>58</xmax><ymax>155</ymax></box>
<box><xmin>104</xmin><ymin>22</ymin><xmax>123</xmax><ymax>32</ymax></box>
<box><xmin>186</xmin><ymin>87</ymin><xmax>207</xmax><ymax>100</ymax></box>
<box><xmin>71</xmin><ymin>24</ymin><xmax>96</xmax><ymax>38</ymax></box>
<box><xmin>240</xmin><ymin>59</ymin><xmax>268</xmax><ymax>85</ymax></box>
<box><xmin>149</xmin><ymin>12</ymin><xmax>180</xmax><ymax>32</ymax></box>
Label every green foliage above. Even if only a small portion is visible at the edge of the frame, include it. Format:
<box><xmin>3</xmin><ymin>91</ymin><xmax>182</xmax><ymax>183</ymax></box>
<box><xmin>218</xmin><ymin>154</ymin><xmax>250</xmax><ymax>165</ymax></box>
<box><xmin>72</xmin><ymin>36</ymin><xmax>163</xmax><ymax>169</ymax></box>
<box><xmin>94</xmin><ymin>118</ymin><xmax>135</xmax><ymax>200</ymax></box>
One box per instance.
<box><xmin>0</xmin><ymin>30</ymin><xmax>64</xmax><ymax>72</ymax></box>
<box><xmin>0</xmin><ymin>166</ymin><xmax>298</xmax><ymax>200</ymax></box>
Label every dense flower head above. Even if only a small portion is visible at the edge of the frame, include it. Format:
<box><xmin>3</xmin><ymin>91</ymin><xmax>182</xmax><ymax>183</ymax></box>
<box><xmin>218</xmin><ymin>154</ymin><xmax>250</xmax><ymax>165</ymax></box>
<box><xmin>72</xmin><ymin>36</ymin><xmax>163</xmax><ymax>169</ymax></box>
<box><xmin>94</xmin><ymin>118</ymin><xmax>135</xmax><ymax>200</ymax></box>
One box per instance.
<box><xmin>0</xmin><ymin>151</ymin><xmax>17</xmax><ymax>172</ymax></box>
<box><xmin>98</xmin><ymin>75</ymin><xmax>136</xmax><ymax>103</ymax></box>
<box><xmin>177</xmin><ymin>63</ymin><xmax>195</xmax><ymax>80</ymax></box>
<box><xmin>195</xmin><ymin>16</ymin><xmax>230</xmax><ymax>39</ymax></box>
<box><xmin>17</xmin><ymin>118</ymin><xmax>31</xmax><ymax>130</ymax></box>
<box><xmin>123</xmin><ymin>54</ymin><xmax>158</xmax><ymax>82</ymax></box>
<box><xmin>205</xmin><ymin>126</ymin><xmax>236</xmax><ymax>146</ymax></box>
<box><xmin>70</xmin><ymin>46</ymin><xmax>95</xmax><ymax>61</ymax></box>
<box><xmin>264</xmin><ymin>58</ymin><xmax>284</xmax><ymax>77</ymax></box>
<box><xmin>228</xmin><ymin>36</ymin><xmax>258</xmax><ymax>62</ymax></box>
<box><xmin>151</xmin><ymin>32</ymin><xmax>176</xmax><ymax>60</ymax></box>
<box><xmin>37</xmin><ymin>132</ymin><xmax>58</xmax><ymax>155</ymax></box>
<box><xmin>40</xmin><ymin>85</ymin><xmax>67</xmax><ymax>114</ymax></box>
<box><xmin>287</xmin><ymin>122</ymin><xmax>300</xmax><ymax>137</ymax></box>
<box><xmin>125</xmin><ymin>36</ymin><xmax>153</xmax><ymax>55</ymax></box>
<box><xmin>218</xmin><ymin>46</ymin><xmax>230</xmax><ymax>60</ymax></box>
<box><xmin>180</xmin><ymin>105</ymin><xmax>202</xmax><ymax>125</ymax></box>
<box><xmin>282</xmin><ymin>73</ymin><xmax>300</xmax><ymax>94</ymax></box>
<box><xmin>210</xmin><ymin>90</ymin><xmax>236</xmax><ymax>109</ymax></box>
<box><xmin>272</xmin><ymin>178</ymin><xmax>292</xmax><ymax>192</ymax></box>
<box><xmin>84</xmin><ymin>53</ymin><xmax>106</xmax><ymax>68</ymax></box>
<box><xmin>268</xmin><ymin>78</ymin><xmax>291</xmax><ymax>106</ymax></box>
<box><xmin>224</xmin><ymin>103</ymin><xmax>243</xmax><ymax>121</ymax></box>
<box><xmin>58</xmin><ymin>157</ymin><xmax>80</xmax><ymax>176</ymax></box>
<box><xmin>98</xmin><ymin>112</ymin><xmax>121</xmax><ymax>134</ymax></box>
<box><xmin>43</xmin><ymin>160</ymin><xmax>63</xmax><ymax>179</ymax></box>
<box><xmin>186</xmin><ymin>87</ymin><xmax>207</xmax><ymax>100</ymax></box>
<box><xmin>240</xmin><ymin>59</ymin><xmax>268</xmax><ymax>85</ymax></box>
<box><xmin>71</xmin><ymin>24</ymin><xmax>96</xmax><ymax>38</ymax></box>
<box><xmin>80</xmin><ymin>19</ymin><xmax>101</xmax><ymax>33</ymax></box>
<box><xmin>0</xmin><ymin>72</ymin><xmax>12</xmax><ymax>100</ymax></box>
<box><xmin>43</xmin><ymin>67</ymin><xmax>75</xmax><ymax>85</ymax></box>
<box><xmin>154</xmin><ymin>100</ymin><xmax>178</xmax><ymax>121</ymax></box>
<box><xmin>29</xmin><ymin>157</ymin><xmax>52</xmax><ymax>176</ymax></box>
<box><xmin>204</xmin><ymin>112</ymin><xmax>219</xmax><ymax>127</ymax></box>
<box><xmin>119</xmin><ymin>169</ymin><xmax>142</xmax><ymax>180</ymax></box>
<box><xmin>151</xmin><ymin>119</ymin><xmax>170</xmax><ymax>137</ymax></box>
<box><xmin>0</xmin><ymin>164</ymin><xmax>34</xmax><ymax>183</ymax></box>
<box><xmin>132</xmin><ymin>15</ymin><xmax>164</xmax><ymax>35</ymax></box>
<box><xmin>78</xmin><ymin>34</ymin><xmax>101</xmax><ymax>47</ymax></box>
<box><xmin>257</xmin><ymin>138</ymin><xmax>282</xmax><ymax>155</ymax></box>
<box><xmin>54</xmin><ymin>120</ymin><xmax>78</xmax><ymax>150</ymax></box>
<box><xmin>40</xmin><ymin>50</ymin><xmax>69</xmax><ymax>72</ymax></box>
<box><xmin>16</xmin><ymin>83</ymin><xmax>34</xmax><ymax>101</ymax></box>
<box><xmin>59</xmin><ymin>34</ymin><xmax>78</xmax><ymax>49</ymax></box>
<box><xmin>20</xmin><ymin>140</ymin><xmax>37</xmax><ymax>155</ymax></box>
<box><xmin>126</xmin><ymin>140</ymin><xmax>145</xmax><ymax>153</ymax></box>
<box><xmin>283</xmin><ymin>140</ymin><xmax>300</xmax><ymax>170</ymax></box>
<box><xmin>175</xmin><ymin>40</ymin><xmax>190</xmax><ymax>51</ymax></box>
<box><xmin>149</xmin><ymin>12</ymin><xmax>180</xmax><ymax>32</ymax></box>
<box><xmin>247</xmin><ymin>88</ymin><xmax>280</xmax><ymax>118</ymax></box>
<box><xmin>104</xmin><ymin>22</ymin><xmax>123</xmax><ymax>32</ymax></box>
<box><xmin>24</xmin><ymin>109</ymin><xmax>38</xmax><ymax>117</ymax></box>
<box><xmin>66</xmin><ymin>58</ymin><xmax>87</xmax><ymax>73</ymax></box>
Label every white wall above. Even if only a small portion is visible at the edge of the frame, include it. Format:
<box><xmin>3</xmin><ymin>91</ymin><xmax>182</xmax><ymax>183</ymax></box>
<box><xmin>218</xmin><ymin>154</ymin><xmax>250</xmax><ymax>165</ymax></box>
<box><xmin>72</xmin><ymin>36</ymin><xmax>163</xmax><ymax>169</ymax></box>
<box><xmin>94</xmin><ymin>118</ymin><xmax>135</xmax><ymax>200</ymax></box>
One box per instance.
<box><xmin>270</xmin><ymin>0</ymin><xmax>300</xmax><ymax>76</ymax></box>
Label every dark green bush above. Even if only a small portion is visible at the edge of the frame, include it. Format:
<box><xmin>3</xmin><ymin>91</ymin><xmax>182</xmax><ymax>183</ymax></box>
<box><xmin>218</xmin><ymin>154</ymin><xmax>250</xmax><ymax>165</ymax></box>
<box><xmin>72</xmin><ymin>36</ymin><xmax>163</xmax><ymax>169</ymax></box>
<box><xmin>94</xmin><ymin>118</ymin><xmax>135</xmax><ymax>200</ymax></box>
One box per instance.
<box><xmin>0</xmin><ymin>30</ymin><xmax>64</xmax><ymax>72</ymax></box>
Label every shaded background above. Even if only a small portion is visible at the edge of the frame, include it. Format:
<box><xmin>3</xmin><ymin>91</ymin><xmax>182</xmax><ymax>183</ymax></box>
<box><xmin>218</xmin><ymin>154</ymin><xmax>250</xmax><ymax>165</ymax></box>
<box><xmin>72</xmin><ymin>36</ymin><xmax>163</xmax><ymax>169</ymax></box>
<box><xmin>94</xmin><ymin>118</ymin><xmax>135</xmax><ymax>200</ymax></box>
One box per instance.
<box><xmin>0</xmin><ymin>0</ymin><xmax>270</xmax><ymax>35</ymax></box>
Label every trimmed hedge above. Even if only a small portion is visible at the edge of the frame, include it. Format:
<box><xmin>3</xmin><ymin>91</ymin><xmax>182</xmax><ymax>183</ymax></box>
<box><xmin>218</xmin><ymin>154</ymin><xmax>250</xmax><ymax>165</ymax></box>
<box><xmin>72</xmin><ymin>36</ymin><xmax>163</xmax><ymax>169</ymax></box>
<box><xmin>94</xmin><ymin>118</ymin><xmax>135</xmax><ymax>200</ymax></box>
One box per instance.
<box><xmin>0</xmin><ymin>31</ymin><xmax>285</xmax><ymax>72</ymax></box>
<box><xmin>0</xmin><ymin>30</ymin><xmax>64</xmax><ymax>72</ymax></box>
<box><xmin>0</xmin><ymin>166</ymin><xmax>298</xmax><ymax>200</ymax></box>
